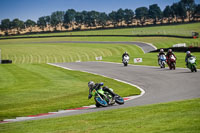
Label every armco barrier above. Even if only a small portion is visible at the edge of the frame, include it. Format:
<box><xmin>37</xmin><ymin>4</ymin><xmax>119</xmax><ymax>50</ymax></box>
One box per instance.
<box><xmin>0</xmin><ymin>34</ymin><xmax>193</xmax><ymax>40</ymax></box>
<box><xmin>1</xmin><ymin>60</ymin><xmax>12</xmax><ymax>64</ymax></box>
<box><xmin>150</xmin><ymin>47</ymin><xmax>200</xmax><ymax>53</ymax></box>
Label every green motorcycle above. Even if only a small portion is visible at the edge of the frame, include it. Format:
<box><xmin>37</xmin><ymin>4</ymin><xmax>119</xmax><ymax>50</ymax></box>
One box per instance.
<box><xmin>90</xmin><ymin>87</ymin><xmax>124</xmax><ymax>107</ymax></box>
<box><xmin>187</xmin><ymin>56</ymin><xmax>197</xmax><ymax>72</ymax></box>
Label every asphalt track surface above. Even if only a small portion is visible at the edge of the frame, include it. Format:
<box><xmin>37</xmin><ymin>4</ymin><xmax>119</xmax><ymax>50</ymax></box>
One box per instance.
<box><xmin>41</xmin><ymin>62</ymin><xmax>200</xmax><ymax>119</ymax></box>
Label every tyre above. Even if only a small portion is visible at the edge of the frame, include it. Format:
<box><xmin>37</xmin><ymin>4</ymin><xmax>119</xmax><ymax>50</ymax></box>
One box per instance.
<box><xmin>95</xmin><ymin>102</ymin><xmax>101</xmax><ymax>108</ymax></box>
<box><xmin>95</xmin><ymin>97</ymin><xmax>108</xmax><ymax>107</ymax></box>
<box><xmin>124</xmin><ymin>62</ymin><xmax>127</xmax><ymax>66</ymax></box>
<box><xmin>194</xmin><ymin>66</ymin><xmax>197</xmax><ymax>72</ymax></box>
<box><xmin>172</xmin><ymin>63</ymin><xmax>175</xmax><ymax>70</ymax></box>
<box><xmin>173</xmin><ymin>63</ymin><xmax>176</xmax><ymax>70</ymax></box>
<box><xmin>115</xmin><ymin>95</ymin><xmax>124</xmax><ymax>105</ymax></box>
<box><xmin>163</xmin><ymin>63</ymin><xmax>165</xmax><ymax>68</ymax></box>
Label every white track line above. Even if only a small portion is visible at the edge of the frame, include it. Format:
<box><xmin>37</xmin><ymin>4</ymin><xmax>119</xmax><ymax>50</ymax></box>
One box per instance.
<box><xmin>47</xmin><ymin>62</ymin><xmax>145</xmax><ymax>98</ymax></box>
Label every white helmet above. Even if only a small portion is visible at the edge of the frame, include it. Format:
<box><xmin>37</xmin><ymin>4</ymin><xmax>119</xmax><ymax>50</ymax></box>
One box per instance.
<box><xmin>168</xmin><ymin>49</ymin><xmax>172</xmax><ymax>52</ymax></box>
<box><xmin>186</xmin><ymin>51</ymin><xmax>191</xmax><ymax>55</ymax></box>
<box><xmin>160</xmin><ymin>49</ymin><xmax>164</xmax><ymax>52</ymax></box>
<box><xmin>88</xmin><ymin>81</ymin><xmax>95</xmax><ymax>89</ymax></box>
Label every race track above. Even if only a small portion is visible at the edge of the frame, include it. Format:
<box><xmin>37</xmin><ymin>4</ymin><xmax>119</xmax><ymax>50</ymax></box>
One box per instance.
<box><xmin>26</xmin><ymin>61</ymin><xmax>200</xmax><ymax>121</ymax></box>
<box><xmin>1</xmin><ymin>41</ymin><xmax>200</xmax><ymax>123</ymax></box>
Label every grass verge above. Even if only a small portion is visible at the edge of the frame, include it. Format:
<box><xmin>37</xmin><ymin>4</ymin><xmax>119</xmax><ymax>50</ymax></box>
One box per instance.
<box><xmin>0</xmin><ymin>98</ymin><xmax>199</xmax><ymax>133</ymax></box>
<box><xmin>0</xmin><ymin>64</ymin><xmax>140</xmax><ymax>121</ymax></box>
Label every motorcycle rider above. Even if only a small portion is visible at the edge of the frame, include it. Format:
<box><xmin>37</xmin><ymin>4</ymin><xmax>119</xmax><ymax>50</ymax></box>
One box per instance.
<box><xmin>88</xmin><ymin>81</ymin><xmax>116</xmax><ymax>99</ymax></box>
<box><xmin>185</xmin><ymin>51</ymin><xmax>194</xmax><ymax>67</ymax></box>
<box><xmin>158</xmin><ymin>49</ymin><xmax>165</xmax><ymax>64</ymax></box>
<box><xmin>166</xmin><ymin>49</ymin><xmax>176</xmax><ymax>65</ymax></box>
<box><xmin>122</xmin><ymin>51</ymin><xmax>129</xmax><ymax>61</ymax></box>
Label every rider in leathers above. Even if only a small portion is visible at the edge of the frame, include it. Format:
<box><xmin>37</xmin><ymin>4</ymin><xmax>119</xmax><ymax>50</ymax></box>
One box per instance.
<box><xmin>122</xmin><ymin>51</ymin><xmax>129</xmax><ymax>61</ymax></box>
<box><xmin>88</xmin><ymin>81</ymin><xmax>116</xmax><ymax>99</ymax></box>
<box><xmin>185</xmin><ymin>51</ymin><xmax>194</xmax><ymax>67</ymax></box>
<box><xmin>158</xmin><ymin>49</ymin><xmax>165</xmax><ymax>64</ymax></box>
<box><xmin>166</xmin><ymin>49</ymin><xmax>176</xmax><ymax>65</ymax></box>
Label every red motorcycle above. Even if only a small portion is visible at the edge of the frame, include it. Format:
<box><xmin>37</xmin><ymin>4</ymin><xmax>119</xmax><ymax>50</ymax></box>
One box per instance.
<box><xmin>167</xmin><ymin>55</ymin><xmax>176</xmax><ymax>70</ymax></box>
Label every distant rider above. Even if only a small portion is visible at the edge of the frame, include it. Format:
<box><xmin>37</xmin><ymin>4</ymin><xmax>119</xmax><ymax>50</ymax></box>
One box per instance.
<box><xmin>185</xmin><ymin>51</ymin><xmax>194</xmax><ymax>67</ymax></box>
<box><xmin>158</xmin><ymin>49</ymin><xmax>165</xmax><ymax>64</ymax></box>
<box><xmin>166</xmin><ymin>49</ymin><xmax>176</xmax><ymax>65</ymax></box>
<box><xmin>88</xmin><ymin>81</ymin><xmax>116</xmax><ymax>99</ymax></box>
<box><xmin>122</xmin><ymin>51</ymin><xmax>129</xmax><ymax>61</ymax></box>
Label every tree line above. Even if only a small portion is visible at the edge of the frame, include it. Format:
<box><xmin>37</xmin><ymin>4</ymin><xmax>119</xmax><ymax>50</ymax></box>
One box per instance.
<box><xmin>0</xmin><ymin>0</ymin><xmax>200</xmax><ymax>35</ymax></box>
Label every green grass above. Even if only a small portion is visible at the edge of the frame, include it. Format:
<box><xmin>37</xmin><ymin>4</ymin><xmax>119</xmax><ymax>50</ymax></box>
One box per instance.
<box><xmin>1</xmin><ymin>22</ymin><xmax>200</xmax><ymax>38</ymax></box>
<box><xmin>1</xmin><ymin>98</ymin><xmax>199</xmax><ymax>133</ymax></box>
<box><xmin>0</xmin><ymin>64</ymin><xmax>140</xmax><ymax>121</ymax></box>
<box><xmin>0</xmin><ymin>38</ymin><xmax>199</xmax><ymax>68</ymax></box>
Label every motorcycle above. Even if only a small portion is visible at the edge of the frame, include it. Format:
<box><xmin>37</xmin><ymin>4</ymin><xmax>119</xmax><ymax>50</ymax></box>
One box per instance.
<box><xmin>168</xmin><ymin>55</ymin><xmax>176</xmax><ymax>70</ymax></box>
<box><xmin>187</xmin><ymin>56</ymin><xmax>197</xmax><ymax>72</ymax></box>
<box><xmin>123</xmin><ymin>55</ymin><xmax>129</xmax><ymax>66</ymax></box>
<box><xmin>90</xmin><ymin>87</ymin><xmax>124</xmax><ymax>107</ymax></box>
<box><xmin>158</xmin><ymin>54</ymin><xmax>166</xmax><ymax>68</ymax></box>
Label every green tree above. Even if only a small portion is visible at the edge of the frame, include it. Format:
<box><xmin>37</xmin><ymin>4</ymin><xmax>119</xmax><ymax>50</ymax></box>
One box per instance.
<box><xmin>135</xmin><ymin>7</ymin><xmax>148</xmax><ymax>26</ymax></box>
<box><xmin>98</xmin><ymin>12</ymin><xmax>108</xmax><ymax>28</ymax></box>
<box><xmin>37</xmin><ymin>16</ymin><xmax>47</xmax><ymax>31</ymax></box>
<box><xmin>85</xmin><ymin>11</ymin><xmax>99</xmax><ymax>28</ymax></box>
<box><xmin>1</xmin><ymin>19</ymin><xmax>11</xmax><ymax>34</ymax></box>
<box><xmin>64</xmin><ymin>9</ymin><xmax>76</xmax><ymax>29</ymax></box>
<box><xmin>25</xmin><ymin>19</ymin><xmax>36</xmax><ymax>32</ymax></box>
<box><xmin>181</xmin><ymin>0</ymin><xmax>196</xmax><ymax>21</ymax></box>
<box><xmin>163</xmin><ymin>5</ymin><xmax>173</xmax><ymax>23</ymax></box>
<box><xmin>124</xmin><ymin>9</ymin><xmax>134</xmax><ymax>26</ymax></box>
<box><xmin>50</xmin><ymin>11</ymin><xmax>64</xmax><ymax>31</ymax></box>
<box><xmin>177</xmin><ymin>2</ymin><xmax>187</xmax><ymax>22</ymax></box>
<box><xmin>11</xmin><ymin>18</ymin><xmax>25</xmax><ymax>34</ymax></box>
<box><xmin>116</xmin><ymin>8</ymin><xmax>125</xmax><ymax>26</ymax></box>
<box><xmin>193</xmin><ymin>4</ymin><xmax>200</xmax><ymax>20</ymax></box>
<box><xmin>109</xmin><ymin>11</ymin><xmax>118</xmax><ymax>27</ymax></box>
<box><xmin>45</xmin><ymin>16</ymin><xmax>51</xmax><ymax>31</ymax></box>
<box><xmin>74</xmin><ymin>12</ymin><xmax>85</xmax><ymax>30</ymax></box>
<box><xmin>171</xmin><ymin>3</ymin><xmax>179</xmax><ymax>23</ymax></box>
<box><xmin>148</xmin><ymin>4</ymin><xmax>162</xmax><ymax>24</ymax></box>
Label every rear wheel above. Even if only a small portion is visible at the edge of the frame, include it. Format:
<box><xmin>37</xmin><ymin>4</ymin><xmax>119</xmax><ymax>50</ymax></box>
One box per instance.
<box><xmin>95</xmin><ymin>97</ymin><xmax>108</xmax><ymax>107</ymax></box>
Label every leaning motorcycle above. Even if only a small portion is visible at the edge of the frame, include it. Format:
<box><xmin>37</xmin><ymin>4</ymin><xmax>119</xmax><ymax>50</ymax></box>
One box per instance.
<box><xmin>90</xmin><ymin>87</ymin><xmax>124</xmax><ymax>107</ymax></box>
<box><xmin>158</xmin><ymin>54</ymin><xmax>166</xmax><ymax>68</ymax></box>
<box><xmin>187</xmin><ymin>56</ymin><xmax>197</xmax><ymax>72</ymax></box>
<box><xmin>123</xmin><ymin>55</ymin><xmax>129</xmax><ymax>66</ymax></box>
<box><xmin>168</xmin><ymin>55</ymin><xmax>176</xmax><ymax>70</ymax></box>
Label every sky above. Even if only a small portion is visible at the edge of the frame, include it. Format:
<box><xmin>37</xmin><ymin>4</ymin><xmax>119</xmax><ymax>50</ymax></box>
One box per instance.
<box><xmin>0</xmin><ymin>0</ymin><xmax>200</xmax><ymax>22</ymax></box>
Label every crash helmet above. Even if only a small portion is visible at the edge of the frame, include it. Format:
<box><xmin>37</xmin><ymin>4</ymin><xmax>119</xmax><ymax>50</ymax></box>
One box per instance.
<box><xmin>88</xmin><ymin>81</ymin><xmax>95</xmax><ymax>89</ymax></box>
<box><xmin>186</xmin><ymin>51</ymin><xmax>191</xmax><ymax>55</ymax></box>
<box><xmin>160</xmin><ymin>49</ymin><xmax>164</xmax><ymax>52</ymax></box>
<box><xmin>168</xmin><ymin>49</ymin><xmax>172</xmax><ymax>53</ymax></box>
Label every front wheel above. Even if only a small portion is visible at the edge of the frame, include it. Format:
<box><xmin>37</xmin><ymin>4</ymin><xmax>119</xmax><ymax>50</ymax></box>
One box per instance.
<box><xmin>124</xmin><ymin>62</ymin><xmax>128</xmax><ymax>66</ymax></box>
<box><xmin>115</xmin><ymin>95</ymin><xmax>124</xmax><ymax>105</ymax></box>
<box><xmin>171</xmin><ymin>62</ymin><xmax>176</xmax><ymax>70</ymax></box>
<box><xmin>192</xmin><ymin>65</ymin><xmax>197</xmax><ymax>72</ymax></box>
